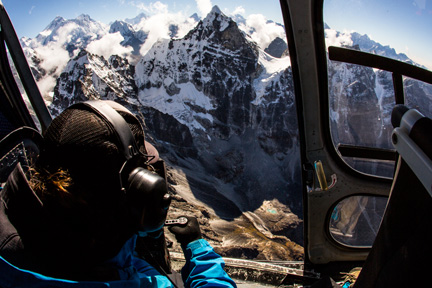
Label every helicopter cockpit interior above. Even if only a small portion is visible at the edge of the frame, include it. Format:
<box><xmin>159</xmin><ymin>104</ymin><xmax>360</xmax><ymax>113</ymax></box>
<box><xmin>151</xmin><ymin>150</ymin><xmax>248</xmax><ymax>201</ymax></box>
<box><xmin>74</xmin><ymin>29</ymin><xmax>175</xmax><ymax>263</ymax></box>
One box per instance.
<box><xmin>1</xmin><ymin>0</ymin><xmax>432</xmax><ymax>286</ymax></box>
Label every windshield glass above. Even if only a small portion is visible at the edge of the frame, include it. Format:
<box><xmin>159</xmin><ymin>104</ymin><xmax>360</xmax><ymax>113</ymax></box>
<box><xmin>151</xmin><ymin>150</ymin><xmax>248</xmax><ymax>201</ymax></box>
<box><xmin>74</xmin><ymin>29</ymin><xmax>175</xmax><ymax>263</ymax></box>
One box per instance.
<box><xmin>324</xmin><ymin>0</ymin><xmax>432</xmax><ymax>72</ymax></box>
<box><xmin>4</xmin><ymin>0</ymin><xmax>303</xmax><ymax>285</ymax></box>
<box><xmin>324</xmin><ymin>0</ymin><xmax>432</xmax><ymax>178</ymax></box>
<box><xmin>324</xmin><ymin>0</ymin><xmax>432</xmax><ymax>247</ymax></box>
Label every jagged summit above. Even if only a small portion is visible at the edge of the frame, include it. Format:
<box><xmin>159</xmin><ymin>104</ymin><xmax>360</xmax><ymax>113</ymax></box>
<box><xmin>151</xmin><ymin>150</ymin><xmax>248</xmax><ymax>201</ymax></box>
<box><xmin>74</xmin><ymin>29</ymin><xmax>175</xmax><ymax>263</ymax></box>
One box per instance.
<box><xmin>52</xmin><ymin>50</ymin><xmax>137</xmax><ymax>115</ymax></box>
<box><xmin>350</xmin><ymin>32</ymin><xmax>409</xmax><ymax>62</ymax></box>
<box><xmin>124</xmin><ymin>13</ymin><xmax>147</xmax><ymax>25</ymax></box>
<box><xmin>109</xmin><ymin>20</ymin><xmax>145</xmax><ymax>55</ymax></box>
<box><xmin>51</xmin><ymin>15</ymin><xmax>66</xmax><ymax>23</ymax></box>
<box><xmin>210</xmin><ymin>5</ymin><xmax>222</xmax><ymax>15</ymax></box>
<box><xmin>44</xmin><ymin>16</ymin><xmax>66</xmax><ymax>31</ymax></box>
<box><xmin>196</xmin><ymin>5</ymin><xmax>228</xmax><ymax>32</ymax></box>
<box><xmin>190</xmin><ymin>13</ymin><xmax>200</xmax><ymax>22</ymax></box>
<box><xmin>33</xmin><ymin>14</ymin><xmax>107</xmax><ymax>48</ymax></box>
<box><xmin>76</xmin><ymin>14</ymin><xmax>92</xmax><ymax>21</ymax></box>
<box><xmin>109</xmin><ymin>20</ymin><xmax>134</xmax><ymax>34</ymax></box>
<box><xmin>182</xmin><ymin>3</ymin><xmax>256</xmax><ymax>58</ymax></box>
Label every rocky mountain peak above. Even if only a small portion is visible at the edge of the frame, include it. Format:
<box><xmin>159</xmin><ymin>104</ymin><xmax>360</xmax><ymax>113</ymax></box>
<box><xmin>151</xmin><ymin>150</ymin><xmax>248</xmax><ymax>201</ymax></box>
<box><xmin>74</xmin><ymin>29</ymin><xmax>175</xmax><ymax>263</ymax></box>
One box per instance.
<box><xmin>76</xmin><ymin>14</ymin><xmax>92</xmax><ymax>22</ymax></box>
<box><xmin>265</xmin><ymin>37</ymin><xmax>288</xmax><ymax>58</ymax></box>
<box><xmin>184</xmin><ymin>5</ymin><xmax>257</xmax><ymax>57</ymax></box>
<box><xmin>124</xmin><ymin>13</ymin><xmax>147</xmax><ymax>25</ymax></box>
<box><xmin>109</xmin><ymin>20</ymin><xmax>134</xmax><ymax>35</ymax></box>
<box><xmin>350</xmin><ymin>32</ymin><xmax>410</xmax><ymax>62</ymax></box>
<box><xmin>34</xmin><ymin>14</ymin><xmax>107</xmax><ymax>51</ymax></box>
<box><xmin>135</xmin><ymin>3</ymin><xmax>261</xmax><ymax>139</ymax></box>
<box><xmin>201</xmin><ymin>5</ymin><xmax>230</xmax><ymax>31</ymax></box>
<box><xmin>46</xmin><ymin>16</ymin><xmax>66</xmax><ymax>30</ymax></box>
<box><xmin>51</xmin><ymin>50</ymin><xmax>137</xmax><ymax>116</ymax></box>
<box><xmin>210</xmin><ymin>5</ymin><xmax>222</xmax><ymax>15</ymax></box>
<box><xmin>190</xmin><ymin>13</ymin><xmax>200</xmax><ymax>22</ymax></box>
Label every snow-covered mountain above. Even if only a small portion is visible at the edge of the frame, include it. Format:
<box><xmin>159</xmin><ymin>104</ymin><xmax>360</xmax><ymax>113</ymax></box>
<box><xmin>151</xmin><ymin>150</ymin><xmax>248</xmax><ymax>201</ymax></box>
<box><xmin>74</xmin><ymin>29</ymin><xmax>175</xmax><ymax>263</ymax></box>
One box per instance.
<box><xmin>109</xmin><ymin>20</ymin><xmax>146</xmax><ymax>55</ymax></box>
<box><xmin>50</xmin><ymin>50</ymin><xmax>138</xmax><ymax>114</ymax></box>
<box><xmin>38</xmin><ymin>15</ymin><xmax>107</xmax><ymax>52</ymax></box>
<box><xmin>326</xmin><ymin>30</ymin><xmax>432</xmax><ymax>151</ymax></box>
<box><xmin>19</xmin><ymin>11</ymin><xmax>199</xmax><ymax>100</ymax></box>
<box><xmin>350</xmin><ymin>32</ymin><xmax>410</xmax><ymax>63</ymax></box>
<box><xmin>124</xmin><ymin>13</ymin><xmax>147</xmax><ymax>26</ymax></box>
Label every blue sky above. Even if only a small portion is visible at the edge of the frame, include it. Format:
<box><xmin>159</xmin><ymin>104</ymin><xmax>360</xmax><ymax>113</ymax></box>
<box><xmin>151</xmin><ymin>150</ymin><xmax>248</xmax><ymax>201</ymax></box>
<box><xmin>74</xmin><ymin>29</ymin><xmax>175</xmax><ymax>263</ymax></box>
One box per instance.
<box><xmin>324</xmin><ymin>0</ymin><xmax>432</xmax><ymax>70</ymax></box>
<box><xmin>2</xmin><ymin>0</ymin><xmax>284</xmax><ymax>38</ymax></box>
<box><xmin>2</xmin><ymin>0</ymin><xmax>431</xmax><ymax>70</ymax></box>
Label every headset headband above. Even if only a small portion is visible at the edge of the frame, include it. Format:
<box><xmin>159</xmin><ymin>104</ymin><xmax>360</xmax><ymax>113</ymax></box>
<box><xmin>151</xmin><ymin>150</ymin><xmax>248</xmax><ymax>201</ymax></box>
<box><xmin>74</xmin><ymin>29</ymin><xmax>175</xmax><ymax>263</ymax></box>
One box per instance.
<box><xmin>74</xmin><ymin>100</ymin><xmax>142</xmax><ymax>161</ymax></box>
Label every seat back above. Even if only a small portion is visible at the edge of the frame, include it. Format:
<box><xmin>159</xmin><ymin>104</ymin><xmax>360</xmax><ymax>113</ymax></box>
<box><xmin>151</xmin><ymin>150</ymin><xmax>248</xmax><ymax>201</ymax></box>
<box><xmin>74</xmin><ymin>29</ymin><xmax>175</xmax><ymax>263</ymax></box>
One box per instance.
<box><xmin>0</xmin><ymin>127</ymin><xmax>43</xmax><ymax>183</ymax></box>
<box><xmin>354</xmin><ymin>106</ymin><xmax>432</xmax><ymax>287</ymax></box>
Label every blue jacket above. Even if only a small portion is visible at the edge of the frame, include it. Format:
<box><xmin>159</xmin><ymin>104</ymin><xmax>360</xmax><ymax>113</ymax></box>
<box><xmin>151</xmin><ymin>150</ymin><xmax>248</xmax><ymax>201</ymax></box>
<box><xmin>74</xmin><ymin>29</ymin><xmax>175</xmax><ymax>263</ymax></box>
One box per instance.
<box><xmin>0</xmin><ymin>235</ymin><xmax>237</xmax><ymax>288</ymax></box>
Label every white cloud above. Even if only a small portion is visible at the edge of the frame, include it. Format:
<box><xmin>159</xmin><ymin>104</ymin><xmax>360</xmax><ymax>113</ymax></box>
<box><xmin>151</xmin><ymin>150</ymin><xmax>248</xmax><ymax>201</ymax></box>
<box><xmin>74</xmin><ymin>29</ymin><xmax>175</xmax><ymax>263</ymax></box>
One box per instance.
<box><xmin>232</xmin><ymin>6</ymin><xmax>245</xmax><ymax>16</ymax></box>
<box><xmin>32</xmin><ymin>23</ymin><xmax>79</xmax><ymax>74</ymax></box>
<box><xmin>239</xmin><ymin>14</ymin><xmax>286</xmax><ymax>50</ymax></box>
<box><xmin>325</xmin><ymin>28</ymin><xmax>353</xmax><ymax>48</ymax></box>
<box><xmin>35</xmin><ymin>44</ymin><xmax>70</xmax><ymax>73</ymax></box>
<box><xmin>29</xmin><ymin>5</ymin><xmax>35</xmax><ymax>15</ymax></box>
<box><xmin>36</xmin><ymin>75</ymin><xmax>57</xmax><ymax>101</ymax></box>
<box><xmin>135</xmin><ymin>10</ymin><xmax>197</xmax><ymax>56</ymax></box>
<box><xmin>195</xmin><ymin>0</ymin><xmax>212</xmax><ymax>16</ymax></box>
<box><xmin>178</xmin><ymin>17</ymin><xmax>198</xmax><ymax>38</ymax></box>
<box><xmin>52</xmin><ymin>22</ymin><xmax>80</xmax><ymax>45</ymax></box>
<box><xmin>27</xmin><ymin>23</ymin><xmax>81</xmax><ymax>98</ymax></box>
<box><xmin>132</xmin><ymin>1</ymin><xmax>168</xmax><ymax>14</ymax></box>
<box><xmin>32</xmin><ymin>44</ymin><xmax>69</xmax><ymax>98</ymax></box>
<box><xmin>128</xmin><ymin>1</ymin><xmax>197</xmax><ymax>56</ymax></box>
<box><xmin>86</xmin><ymin>32</ymin><xmax>133</xmax><ymax>60</ymax></box>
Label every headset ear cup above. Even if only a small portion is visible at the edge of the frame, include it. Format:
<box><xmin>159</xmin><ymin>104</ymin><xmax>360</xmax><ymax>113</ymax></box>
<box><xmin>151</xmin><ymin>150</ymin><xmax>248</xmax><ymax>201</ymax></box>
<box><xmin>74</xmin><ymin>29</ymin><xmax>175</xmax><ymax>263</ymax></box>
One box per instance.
<box><xmin>126</xmin><ymin>167</ymin><xmax>171</xmax><ymax>232</ymax></box>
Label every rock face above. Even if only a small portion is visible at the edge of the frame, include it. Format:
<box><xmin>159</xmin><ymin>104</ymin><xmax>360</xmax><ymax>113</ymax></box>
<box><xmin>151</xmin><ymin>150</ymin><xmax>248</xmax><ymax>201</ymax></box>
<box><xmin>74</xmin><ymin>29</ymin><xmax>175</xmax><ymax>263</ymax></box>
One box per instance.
<box><xmin>265</xmin><ymin>37</ymin><xmax>288</xmax><ymax>58</ymax></box>
<box><xmin>328</xmin><ymin>44</ymin><xmax>432</xmax><ymax>149</ymax></box>
<box><xmin>328</xmin><ymin>53</ymin><xmax>384</xmax><ymax>148</ymax></box>
<box><xmin>134</xmin><ymin>6</ymin><xmax>301</xmax><ymax>216</ymax></box>
<box><xmin>50</xmin><ymin>51</ymin><xmax>138</xmax><ymax>115</ymax></box>
<box><xmin>109</xmin><ymin>20</ymin><xmax>146</xmax><ymax>56</ymax></box>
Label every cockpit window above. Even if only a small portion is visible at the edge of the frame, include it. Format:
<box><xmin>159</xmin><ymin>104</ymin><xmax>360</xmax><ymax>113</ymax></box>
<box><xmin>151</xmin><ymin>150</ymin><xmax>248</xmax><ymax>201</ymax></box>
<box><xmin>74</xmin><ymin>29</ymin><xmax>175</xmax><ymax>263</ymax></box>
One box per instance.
<box><xmin>404</xmin><ymin>77</ymin><xmax>432</xmax><ymax>118</ymax></box>
<box><xmin>324</xmin><ymin>0</ymin><xmax>432</xmax><ymax>177</ymax></box>
<box><xmin>324</xmin><ymin>0</ymin><xmax>432</xmax><ymax>249</ymax></box>
<box><xmin>329</xmin><ymin>195</ymin><xmax>387</xmax><ymax>247</ymax></box>
<box><xmin>324</xmin><ymin>0</ymin><xmax>432</xmax><ymax>72</ymax></box>
<box><xmin>6</xmin><ymin>0</ymin><xmax>303</xmax><ymax>281</ymax></box>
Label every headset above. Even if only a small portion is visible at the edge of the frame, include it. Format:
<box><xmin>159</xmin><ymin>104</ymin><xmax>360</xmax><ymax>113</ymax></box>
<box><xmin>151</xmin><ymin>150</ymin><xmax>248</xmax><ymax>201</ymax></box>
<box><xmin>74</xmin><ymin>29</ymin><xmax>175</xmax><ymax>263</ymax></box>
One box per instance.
<box><xmin>69</xmin><ymin>100</ymin><xmax>171</xmax><ymax>233</ymax></box>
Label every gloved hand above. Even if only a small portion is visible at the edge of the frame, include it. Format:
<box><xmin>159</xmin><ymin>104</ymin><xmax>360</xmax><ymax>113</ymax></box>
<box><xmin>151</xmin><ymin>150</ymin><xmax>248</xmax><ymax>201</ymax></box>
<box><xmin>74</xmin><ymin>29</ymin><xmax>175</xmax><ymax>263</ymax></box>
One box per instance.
<box><xmin>168</xmin><ymin>216</ymin><xmax>202</xmax><ymax>246</ymax></box>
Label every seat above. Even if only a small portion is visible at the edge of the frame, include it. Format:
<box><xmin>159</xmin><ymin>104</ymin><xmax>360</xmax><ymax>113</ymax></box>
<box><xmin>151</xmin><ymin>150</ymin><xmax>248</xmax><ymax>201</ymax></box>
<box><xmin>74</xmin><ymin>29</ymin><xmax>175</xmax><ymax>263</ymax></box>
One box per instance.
<box><xmin>0</xmin><ymin>127</ymin><xmax>43</xmax><ymax>183</ymax></box>
<box><xmin>354</xmin><ymin>105</ymin><xmax>432</xmax><ymax>287</ymax></box>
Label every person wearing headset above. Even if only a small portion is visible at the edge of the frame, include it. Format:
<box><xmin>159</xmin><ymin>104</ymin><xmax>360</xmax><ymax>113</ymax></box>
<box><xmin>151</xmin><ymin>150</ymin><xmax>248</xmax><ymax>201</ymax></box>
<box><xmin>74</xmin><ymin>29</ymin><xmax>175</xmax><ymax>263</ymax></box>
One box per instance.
<box><xmin>0</xmin><ymin>100</ymin><xmax>237</xmax><ymax>288</ymax></box>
